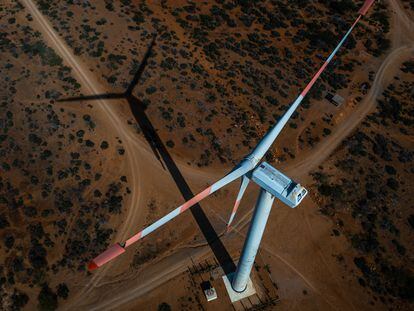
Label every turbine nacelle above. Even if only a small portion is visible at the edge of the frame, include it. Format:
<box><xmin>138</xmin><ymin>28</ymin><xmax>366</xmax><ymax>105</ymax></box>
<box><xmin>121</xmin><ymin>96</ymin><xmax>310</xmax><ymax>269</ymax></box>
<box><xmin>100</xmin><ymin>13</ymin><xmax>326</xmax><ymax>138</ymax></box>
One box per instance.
<box><xmin>250</xmin><ymin>162</ymin><xmax>307</xmax><ymax>208</ymax></box>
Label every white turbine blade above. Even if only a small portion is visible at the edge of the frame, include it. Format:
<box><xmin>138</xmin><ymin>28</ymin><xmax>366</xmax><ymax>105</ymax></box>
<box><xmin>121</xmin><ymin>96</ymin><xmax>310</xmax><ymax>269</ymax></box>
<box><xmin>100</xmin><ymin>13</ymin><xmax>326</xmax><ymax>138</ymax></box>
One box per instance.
<box><xmin>123</xmin><ymin>162</ymin><xmax>252</xmax><ymax>246</ymax></box>
<box><xmin>247</xmin><ymin>1</ymin><xmax>374</xmax><ymax>164</ymax></box>
<box><xmin>227</xmin><ymin>175</ymin><xmax>250</xmax><ymax>232</ymax></box>
<box><xmin>89</xmin><ymin>160</ymin><xmax>254</xmax><ymax>270</ymax></box>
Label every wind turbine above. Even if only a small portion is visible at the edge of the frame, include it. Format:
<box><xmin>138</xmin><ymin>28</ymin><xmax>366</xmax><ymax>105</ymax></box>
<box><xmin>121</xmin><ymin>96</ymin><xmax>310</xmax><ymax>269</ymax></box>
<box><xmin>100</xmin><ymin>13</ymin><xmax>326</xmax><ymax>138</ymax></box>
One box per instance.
<box><xmin>88</xmin><ymin>0</ymin><xmax>375</xmax><ymax>296</ymax></box>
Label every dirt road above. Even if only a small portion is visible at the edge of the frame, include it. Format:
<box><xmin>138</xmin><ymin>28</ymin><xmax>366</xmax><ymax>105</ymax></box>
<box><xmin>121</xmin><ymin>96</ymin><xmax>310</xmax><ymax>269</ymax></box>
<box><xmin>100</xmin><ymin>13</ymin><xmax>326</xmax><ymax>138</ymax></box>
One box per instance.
<box><xmin>286</xmin><ymin>0</ymin><xmax>414</xmax><ymax>178</ymax></box>
<box><xmin>287</xmin><ymin>46</ymin><xmax>413</xmax><ymax>178</ymax></box>
<box><xmin>20</xmin><ymin>0</ymin><xmax>151</xmax><ymax>307</ymax></box>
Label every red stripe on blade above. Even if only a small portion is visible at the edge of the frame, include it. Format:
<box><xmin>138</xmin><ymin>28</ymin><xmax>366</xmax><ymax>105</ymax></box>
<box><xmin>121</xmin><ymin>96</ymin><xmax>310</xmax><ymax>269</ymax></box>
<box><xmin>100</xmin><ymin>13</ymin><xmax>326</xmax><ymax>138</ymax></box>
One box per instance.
<box><xmin>88</xmin><ymin>243</ymin><xmax>125</xmax><ymax>270</ymax></box>
<box><xmin>300</xmin><ymin>64</ymin><xmax>327</xmax><ymax>97</ymax></box>
<box><xmin>359</xmin><ymin>0</ymin><xmax>375</xmax><ymax>15</ymax></box>
<box><xmin>124</xmin><ymin>231</ymin><xmax>143</xmax><ymax>248</ymax></box>
<box><xmin>179</xmin><ymin>186</ymin><xmax>212</xmax><ymax>213</ymax></box>
<box><xmin>88</xmin><ymin>261</ymin><xmax>98</xmax><ymax>271</ymax></box>
<box><xmin>231</xmin><ymin>200</ymin><xmax>241</xmax><ymax>215</ymax></box>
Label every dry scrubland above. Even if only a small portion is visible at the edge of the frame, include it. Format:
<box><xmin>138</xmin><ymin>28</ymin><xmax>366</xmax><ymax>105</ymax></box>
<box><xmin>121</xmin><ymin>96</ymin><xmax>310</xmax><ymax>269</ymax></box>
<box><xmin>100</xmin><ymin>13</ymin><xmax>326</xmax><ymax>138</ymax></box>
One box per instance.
<box><xmin>310</xmin><ymin>60</ymin><xmax>414</xmax><ymax>308</ymax></box>
<box><xmin>32</xmin><ymin>0</ymin><xmax>389</xmax><ymax>165</ymax></box>
<box><xmin>0</xmin><ymin>1</ymin><xmax>130</xmax><ymax>309</ymax></box>
<box><xmin>0</xmin><ymin>0</ymin><xmax>412</xmax><ymax>310</ymax></box>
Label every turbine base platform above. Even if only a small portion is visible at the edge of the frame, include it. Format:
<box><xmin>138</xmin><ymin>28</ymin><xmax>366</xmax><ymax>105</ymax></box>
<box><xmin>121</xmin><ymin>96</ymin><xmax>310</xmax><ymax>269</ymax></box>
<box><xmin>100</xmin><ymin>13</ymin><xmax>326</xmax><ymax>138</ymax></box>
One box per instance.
<box><xmin>222</xmin><ymin>273</ymin><xmax>256</xmax><ymax>303</ymax></box>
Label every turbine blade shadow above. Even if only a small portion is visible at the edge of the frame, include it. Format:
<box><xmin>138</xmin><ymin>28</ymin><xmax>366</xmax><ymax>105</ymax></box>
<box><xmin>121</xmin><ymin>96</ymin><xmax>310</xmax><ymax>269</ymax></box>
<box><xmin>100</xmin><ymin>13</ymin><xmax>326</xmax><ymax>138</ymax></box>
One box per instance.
<box><xmin>127</xmin><ymin>95</ymin><xmax>236</xmax><ymax>275</ymax></box>
<box><xmin>125</xmin><ymin>34</ymin><xmax>157</xmax><ymax>96</ymax></box>
<box><xmin>57</xmin><ymin>93</ymin><xmax>124</xmax><ymax>102</ymax></box>
<box><xmin>124</xmin><ymin>33</ymin><xmax>236</xmax><ymax>273</ymax></box>
<box><xmin>57</xmin><ymin>92</ymin><xmax>166</xmax><ymax>169</ymax></box>
<box><xmin>58</xmin><ymin>32</ymin><xmax>235</xmax><ymax>274</ymax></box>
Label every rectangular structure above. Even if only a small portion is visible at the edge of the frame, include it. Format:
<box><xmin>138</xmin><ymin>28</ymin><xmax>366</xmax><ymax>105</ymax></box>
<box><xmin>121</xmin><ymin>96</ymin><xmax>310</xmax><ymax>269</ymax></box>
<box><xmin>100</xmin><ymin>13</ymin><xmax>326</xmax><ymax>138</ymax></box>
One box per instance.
<box><xmin>204</xmin><ymin>287</ymin><xmax>218</xmax><ymax>302</ymax></box>
<box><xmin>251</xmin><ymin>162</ymin><xmax>307</xmax><ymax>208</ymax></box>
<box><xmin>223</xmin><ymin>273</ymin><xmax>256</xmax><ymax>303</ymax></box>
<box><xmin>332</xmin><ymin>94</ymin><xmax>345</xmax><ymax>106</ymax></box>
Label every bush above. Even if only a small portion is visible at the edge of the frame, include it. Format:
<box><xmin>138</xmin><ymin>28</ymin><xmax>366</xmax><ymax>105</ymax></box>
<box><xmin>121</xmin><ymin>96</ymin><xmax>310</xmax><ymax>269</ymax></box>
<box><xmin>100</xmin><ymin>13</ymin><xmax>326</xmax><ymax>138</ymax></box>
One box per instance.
<box><xmin>4</xmin><ymin>234</ymin><xmax>14</xmax><ymax>248</ymax></box>
<box><xmin>408</xmin><ymin>215</ymin><xmax>414</xmax><ymax>229</ymax></box>
<box><xmin>166</xmin><ymin>140</ymin><xmax>175</xmax><ymax>148</ymax></box>
<box><xmin>56</xmin><ymin>283</ymin><xmax>69</xmax><ymax>299</ymax></box>
<box><xmin>318</xmin><ymin>183</ymin><xmax>343</xmax><ymax>197</ymax></box>
<box><xmin>158</xmin><ymin>303</ymin><xmax>171</xmax><ymax>311</ymax></box>
<box><xmin>323</xmin><ymin>128</ymin><xmax>331</xmax><ymax>136</ymax></box>
<box><xmin>29</xmin><ymin>240</ymin><xmax>48</xmax><ymax>269</ymax></box>
<box><xmin>401</xmin><ymin>60</ymin><xmax>414</xmax><ymax>74</ymax></box>
<box><xmin>386</xmin><ymin>178</ymin><xmax>399</xmax><ymax>191</ymax></box>
<box><xmin>100</xmin><ymin>141</ymin><xmax>109</xmax><ymax>149</ymax></box>
<box><xmin>145</xmin><ymin>86</ymin><xmax>157</xmax><ymax>94</ymax></box>
<box><xmin>11</xmin><ymin>289</ymin><xmax>29</xmax><ymax>310</ymax></box>
<box><xmin>38</xmin><ymin>283</ymin><xmax>58</xmax><ymax>311</ymax></box>
<box><xmin>0</xmin><ymin>213</ymin><xmax>10</xmax><ymax>229</ymax></box>
<box><xmin>22</xmin><ymin>40</ymin><xmax>63</xmax><ymax>67</ymax></box>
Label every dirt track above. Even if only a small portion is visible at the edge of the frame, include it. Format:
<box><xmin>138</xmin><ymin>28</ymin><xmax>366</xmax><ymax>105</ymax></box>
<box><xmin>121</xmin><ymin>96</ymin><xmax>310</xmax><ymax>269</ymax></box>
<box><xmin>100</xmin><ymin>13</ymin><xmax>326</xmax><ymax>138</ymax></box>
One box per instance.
<box><xmin>287</xmin><ymin>46</ymin><xmax>413</xmax><ymax>178</ymax></box>
<box><xmin>21</xmin><ymin>0</ymin><xmax>414</xmax><ymax>310</ymax></box>
<box><xmin>287</xmin><ymin>0</ymin><xmax>414</xmax><ymax>177</ymax></box>
<box><xmin>20</xmin><ymin>0</ymin><xmax>149</xmax><ymax>307</ymax></box>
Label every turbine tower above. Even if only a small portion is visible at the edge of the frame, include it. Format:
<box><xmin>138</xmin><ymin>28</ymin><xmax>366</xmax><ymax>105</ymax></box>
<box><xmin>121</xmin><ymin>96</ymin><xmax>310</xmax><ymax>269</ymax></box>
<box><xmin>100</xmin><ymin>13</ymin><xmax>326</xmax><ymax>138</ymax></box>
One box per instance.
<box><xmin>88</xmin><ymin>0</ymin><xmax>375</xmax><ymax>301</ymax></box>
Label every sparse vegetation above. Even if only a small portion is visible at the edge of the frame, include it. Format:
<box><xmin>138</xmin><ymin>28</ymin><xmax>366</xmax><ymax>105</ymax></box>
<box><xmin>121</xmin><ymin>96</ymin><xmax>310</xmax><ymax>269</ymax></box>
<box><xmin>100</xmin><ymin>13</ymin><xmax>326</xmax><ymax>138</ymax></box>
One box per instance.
<box><xmin>0</xmin><ymin>0</ymin><xmax>403</xmax><ymax>309</ymax></box>
<box><xmin>0</xmin><ymin>1</ymin><xmax>130</xmax><ymax>306</ymax></box>
<box><xmin>311</xmin><ymin>63</ymin><xmax>414</xmax><ymax>308</ymax></box>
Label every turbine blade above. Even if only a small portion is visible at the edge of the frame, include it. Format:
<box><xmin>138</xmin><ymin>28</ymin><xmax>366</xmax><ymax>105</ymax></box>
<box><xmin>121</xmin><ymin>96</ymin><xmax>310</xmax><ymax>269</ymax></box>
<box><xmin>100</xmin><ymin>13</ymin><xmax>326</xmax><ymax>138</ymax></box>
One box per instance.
<box><xmin>226</xmin><ymin>175</ymin><xmax>250</xmax><ymax>232</ymax></box>
<box><xmin>359</xmin><ymin>0</ymin><xmax>375</xmax><ymax>16</ymax></box>
<box><xmin>88</xmin><ymin>160</ymin><xmax>254</xmax><ymax>270</ymax></box>
<box><xmin>88</xmin><ymin>244</ymin><xmax>125</xmax><ymax>271</ymax></box>
<box><xmin>247</xmin><ymin>6</ymin><xmax>371</xmax><ymax>164</ymax></box>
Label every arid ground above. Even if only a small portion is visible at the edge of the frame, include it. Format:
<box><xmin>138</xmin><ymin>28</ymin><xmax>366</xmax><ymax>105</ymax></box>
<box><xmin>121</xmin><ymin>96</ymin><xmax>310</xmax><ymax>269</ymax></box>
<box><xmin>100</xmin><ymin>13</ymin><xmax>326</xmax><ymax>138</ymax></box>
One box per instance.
<box><xmin>0</xmin><ymin>0</ymin><xmax>413</xmax><ymax>310</ymax></box>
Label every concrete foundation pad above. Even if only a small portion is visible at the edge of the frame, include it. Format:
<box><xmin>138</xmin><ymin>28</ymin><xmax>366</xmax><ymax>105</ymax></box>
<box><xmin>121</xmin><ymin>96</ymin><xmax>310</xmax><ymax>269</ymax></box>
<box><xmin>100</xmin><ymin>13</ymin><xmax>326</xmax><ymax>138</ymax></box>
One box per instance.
<box><xmin>222</xmin><ymin>273</ymin><xmax>256</xmax><ymax>303</ymax></box>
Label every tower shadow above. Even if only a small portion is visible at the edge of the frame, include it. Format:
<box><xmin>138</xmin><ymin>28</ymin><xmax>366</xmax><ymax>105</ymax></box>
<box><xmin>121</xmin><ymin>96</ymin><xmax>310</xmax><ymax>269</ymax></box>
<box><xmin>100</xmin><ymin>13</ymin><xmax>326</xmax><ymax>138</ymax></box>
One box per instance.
<box><xmin>58</xmin><ymin>35</ymin><xmax>236</xmax><ymax>275</ymax></box>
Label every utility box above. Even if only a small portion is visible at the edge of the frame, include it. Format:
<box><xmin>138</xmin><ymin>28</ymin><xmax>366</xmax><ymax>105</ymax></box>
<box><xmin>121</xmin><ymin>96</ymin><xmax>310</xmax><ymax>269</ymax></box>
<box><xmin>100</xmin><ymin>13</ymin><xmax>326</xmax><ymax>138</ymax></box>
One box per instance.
<box><xmin>251</xmin><ymin>162</ymin><xmax>307</xmax><ymax>208</ymax></box>
<box><xmin>201</xmin><ymin>281</ymin><xmax>217</xmax><ymax>302</ymax></box>
<box><xmin>204</xmin><ymin>287</ymin><xmax>217</xmax><ymax>302</ymax></box>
